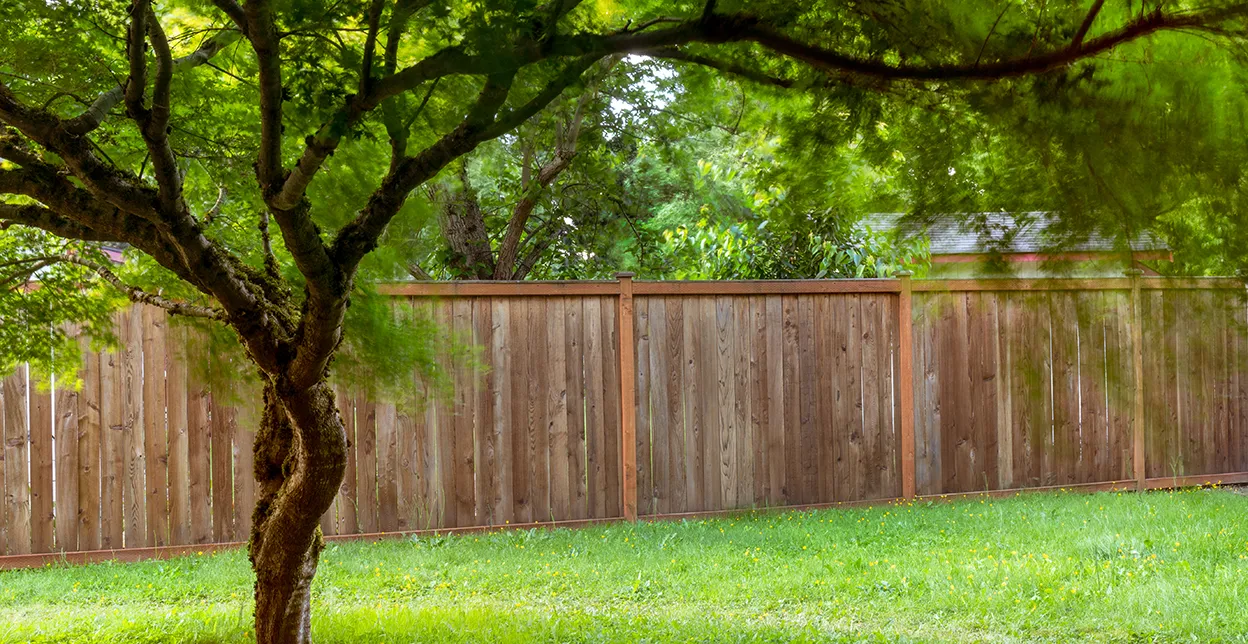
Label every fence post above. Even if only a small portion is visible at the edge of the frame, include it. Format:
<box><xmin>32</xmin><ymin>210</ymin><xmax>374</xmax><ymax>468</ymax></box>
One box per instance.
<box><xmin>616</xmin><ymin>272</ymin><xmax>638</xmax><ymax>521</ymax></box>
<box><xmin>896</xmin><ymin>271</ymin><xmax>917</xmax><ymax>500</ymax></box>
<box><xmin>1127</xmin><ymin>268</ymin><xmax>1146</xmax><ymax>490</ymax></box>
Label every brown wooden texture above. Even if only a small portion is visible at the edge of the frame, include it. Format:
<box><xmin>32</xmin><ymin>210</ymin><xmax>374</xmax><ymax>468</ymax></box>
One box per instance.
<box><xmin>29</xmin><ymin>377</ymin><xmax>53</xmax><ymax>553</ymax></box>
<box><xmin>54</xmin><ymin>382</ymin><xmax>79</xmax><ymax>552</ymax></box>
<box><xmin>5</xmin><ymin>281</ymin><xmax>1248</xmax><ymax>556</ymax></box>
<box><xmin>209</xmin><ymin>395</ymin><xmax>234</xmax><ymax>543</ymax></box>
<box><xmin>100</xmin><ymin>329</ymin><xmax>124</xmax><ymax>549</ymax></box>
<box><xmin>120</xmin><ymin>308</ymin><xmax>145</xmax><ymax>548</ymax></box>
<box><xmin>186</xmin><ymin>358</ymin><xmax>212</xmax><ymax>545</ymax></box>
<box><xmin>165</xmin><ymin>325</ymin><xmax>189</xmax><ymax>546</ymax></box>
<box><xmin>3</xmin><ymin>366</ymin><xmax>30</xmax><ymax>554</ymax></box>
<box><xmin>140</xmin><ymin>306</ymin><xmax>168</xmax><ymax>547</ymax></box>
<box><xmin>76</xmin><ymin>333</ymin><xmax>101</xmax><ymax>551</ymax></box>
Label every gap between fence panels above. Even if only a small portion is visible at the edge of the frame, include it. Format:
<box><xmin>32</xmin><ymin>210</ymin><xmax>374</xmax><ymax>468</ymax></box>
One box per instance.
<box><xmin>1</xmin><ymin>473</ymin><xmax>1243</xmax><ymax>571</ymax></box>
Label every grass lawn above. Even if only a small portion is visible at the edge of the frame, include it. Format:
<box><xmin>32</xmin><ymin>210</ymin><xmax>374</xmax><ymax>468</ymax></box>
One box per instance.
<box><xmin>2</xmin><ymin>487</ymin><xmax>1247</xmax><ymax>643</ymax></box>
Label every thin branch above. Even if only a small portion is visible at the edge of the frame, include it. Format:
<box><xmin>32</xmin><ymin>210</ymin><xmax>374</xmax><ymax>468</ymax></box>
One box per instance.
<box><xmin>53</xmin><ymin>253</ymin><xmax>225</xmax><ymax>319</ymax></box>
<box><xmin>1073</xmin><ymin>0</ymin><xmax>1108</xmax><ymax>49</ymax></box>
<box><xmin>358</xmin><ymin>0</ymin><xmax>387</xmax><ymax>96</ymax></box>
<box><xmin>975</xmin><ymin>4</ymin><xmax>1013</xmax><ymax>67</ymax></box>
<box><xmin>64</xmin><ymin>30</ymin><xmax>241</xmax><ymax>135</ymax></box>
<box><xmin>204</xmin><ymin>186</ymin><xmax>227</xmax><ymax>224</ymax></box>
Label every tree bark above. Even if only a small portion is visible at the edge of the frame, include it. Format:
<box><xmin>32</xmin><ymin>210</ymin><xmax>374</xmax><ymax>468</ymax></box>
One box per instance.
<box><xmin>248</xmin><ymin>380</ymin><xmax>348</xmax><ymax>644</ymax></box>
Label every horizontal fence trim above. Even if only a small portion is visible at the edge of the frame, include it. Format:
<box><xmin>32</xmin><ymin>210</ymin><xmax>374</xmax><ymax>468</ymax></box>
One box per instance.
<box><xmin>380</xmin><ymin>277</ymin><xmax>1244</xmax><ymax>298</ymax></box>
<box><xmin>632</xmin><ymin>280</ymin><xmax>902</xmax><ymax>295</ymax></box>
<box><xmin>2</xmin><ymin>472</ymin><xmax>1241</xmax><ymax>571</ymax></box>
<box><xmin>1137</xmin><ymin>277</ymin><xmax>1246</xmax><ymax>290</ymax></box>
<box><xmin>378</xmin><ymin>281</ymin><xmax>620</xmax><ymax>296</ymax></box>
<box><xmin>913</xmin><ymin>278</ymin><xmax>1135</xmax><ymax>292</ymax></box>
<box><xmin>914</xmin><ymin>277</ymin><xmax>1245</xmax><ymax>292</ymax></box>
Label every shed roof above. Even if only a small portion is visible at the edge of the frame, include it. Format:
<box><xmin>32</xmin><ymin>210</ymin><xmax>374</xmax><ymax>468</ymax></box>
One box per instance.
<box><xmin>860</xmin><ymin>212</ymin><xmax>1168</xmax><ymax>256</ymax></box>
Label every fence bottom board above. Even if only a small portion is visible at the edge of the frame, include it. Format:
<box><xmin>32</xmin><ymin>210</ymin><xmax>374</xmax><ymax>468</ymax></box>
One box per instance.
<box><xmin>3</xmin><ymin>472</ymin><xmax>1245</xmax><ymax>571</ymax></box>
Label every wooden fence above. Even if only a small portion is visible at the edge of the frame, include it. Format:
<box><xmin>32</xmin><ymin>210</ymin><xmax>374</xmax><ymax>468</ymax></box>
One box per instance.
<box><xmin>1</xmin><ymin>275</ymin><xmax>1246</xmax><ymax>560</ymax></box>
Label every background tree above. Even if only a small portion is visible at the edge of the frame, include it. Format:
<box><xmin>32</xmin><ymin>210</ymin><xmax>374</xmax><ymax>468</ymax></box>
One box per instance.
<box><xmin>4</xmin><ymin>1</ymin><xmax>1248</xmax><ymax>641</ymax></box>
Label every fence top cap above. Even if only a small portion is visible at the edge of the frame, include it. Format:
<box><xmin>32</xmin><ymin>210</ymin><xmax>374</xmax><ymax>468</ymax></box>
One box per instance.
<box><xmin>615</xmin><ymin>272</ymin><xmax>636</xmax><ymax>279</ymax></box>
<box><xmin>1124</xmin><ymin>268</ymin><xmax>1145</xmax><ymax>276</ymax></box>
<box><xmin>895</xmin><ymin>270</ymin><xmax>913</xmax><ymax>277</ymax></box>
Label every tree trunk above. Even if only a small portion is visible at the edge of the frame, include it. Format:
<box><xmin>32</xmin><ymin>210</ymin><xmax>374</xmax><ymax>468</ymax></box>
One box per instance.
<box><xmin>248</xmin><ymin>380</ymin><xmax>348</xmax><ymax>644</ymax></box>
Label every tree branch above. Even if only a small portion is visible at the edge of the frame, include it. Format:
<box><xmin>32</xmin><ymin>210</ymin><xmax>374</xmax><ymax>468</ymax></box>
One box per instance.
<box><xmin>53</xmin><ymin>253</ymin><xmax>225</xmax><ymax>320</ymax></box>
<box><xmin>493</xmin><ymin>56</ymin><xmax>614</xmax><ymax>279</ymax></box>
<box><xmin>1072</xmin><ymin>0</ymin><xmax>1107</xmax><ymax>49</ymax></box>
<box><xmin>65</xmin><ymin>31</ymin><xmax>240</xmax><ymax>136</ymax></box>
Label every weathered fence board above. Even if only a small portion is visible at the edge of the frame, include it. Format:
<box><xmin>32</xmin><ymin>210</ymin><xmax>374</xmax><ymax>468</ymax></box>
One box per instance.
<box><xmin>2</xmin><ymin>278</ymin><xmax>1247</xmax><ymax>558</ymax></box>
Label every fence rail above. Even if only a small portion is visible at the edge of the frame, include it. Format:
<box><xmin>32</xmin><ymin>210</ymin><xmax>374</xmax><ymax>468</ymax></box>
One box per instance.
<box><xmin>1</xmin><ymin>276</ymin><xmax>1246</xmax><ymax>562</ymax></box>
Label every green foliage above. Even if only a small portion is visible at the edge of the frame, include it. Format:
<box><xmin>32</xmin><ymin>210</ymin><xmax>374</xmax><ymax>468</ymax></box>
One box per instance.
<box><xmin>3</xmin><ymin>488</ymin><xmax>1248</xmax><ymax>641</ymax></box>
<box><xmin>657</xmin><ymin>218</ymin><xmax>929</xmax><ymax>280</ymax></box>
<box><xmin>4</xmin><ymin>0</ymin><xmax>1248</xmax><ymax>390</ymax></box>
<box><xmin>0</xmin><ymin>227</ymin><xmax>125</xmax><ymax>387</ymax></box>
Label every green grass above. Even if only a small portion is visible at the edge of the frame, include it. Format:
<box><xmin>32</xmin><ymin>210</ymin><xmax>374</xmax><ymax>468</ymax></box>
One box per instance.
<box><xmin>3</xmin><ymin>487</ymin><xmax>1248</xmax><ymax>643</ymax></box>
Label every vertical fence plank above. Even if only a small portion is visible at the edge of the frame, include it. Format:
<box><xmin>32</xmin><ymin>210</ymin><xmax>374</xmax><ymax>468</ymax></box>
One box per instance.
<box><xmin>732</xmin><ymin>296</ymin><xmax>752</xmax><ymax>509</ymax></box>
<box><xmin>121</xmin><ymin>308</ymin><xmax>146</xmax><ymax>548</ymax></box>
<box><xmin>186</xmin><ymin>362</ymin><xmax>212</xmax><ymax>544</ymax></box>
<box><xmin>796</xmin><ymin>295</ymin><xmax>817</xmax><ymax>504</ymax></box>
<box><xmin>30</xmin><ymin>378</ymin><xmax>53</xmax><ymax>553</ymax></box>
<box><xmin>584</xmin><ymin>297</ymin><xmax>607</xmax><ymax>518</ymax></box>
<box><xmin>664</xmin><ymin>296</ymin><xmax>687</xmax><ymax>513</ymax></box>
<box><xmin>355</xmin><ymin>396</ymin><xmax>379</xmax><ymax>533</ymax></box>
<box><xmin>55</xmin><ymin>382</ymin><xmax>79</xmax><ymax>552</ymax></box>
<box><xmin>633</xmin><ymin>295</ymin><xmax>652</xmax><ymax>516</ymax></box>
<box><xmin>166</xmin><ymin>325</ymin><xmax>189</xmax><ymax>545</ymax></box>
<box><xmin>77</xmin><ymin>335</ymin><xmax>101</xmax><ymax>551</ymax></box>
<box><xmin>526</xmin><ymin>298</ymin><xmax>550</xmax><ymax>523</ymax></box>
<box><xmin>548</xmin><ymin>297</ymin><xmax>570</xmax><ymax>522</ymax></box>
<box><xmin>233</xmin><ymin>403</ymin><xmax>256</xmax><ymax>540</ymax></box>
<box><xmin>490</xmin><ymin>298</ymin><xmax>513</xmax><ymax>525</ymax></box>
<box><xmin>563</xmin><ymin>297</ymin><xmax>585</xmax><ymax>520</ymax></box>
<box><xmin>141</xmin><ymin>306</ymin><xmax>168</xmax><ymax>547</ymax></box>
<box><xmin>715</xmin><ymin>296</ymin><xmax>736</xmax><ymax>511</ymax></box>
<box><xmin>647</xmin><ymin>297</ymin><xmax>671</xmax><ymax>515</ymax></box>
<box><xmin>897</xmin><ymin>274</ymin><xmax>916</xmax><ymax>499</ymax></box>
<box><xmin>764</xmin><ymin>295</ymin><xmax>785</xmax><ymax>505</ymax></box>
<box><xmin>509</xmin><ymin>298</ymin><xmax>531</xmax><ymax>524</ymax></box>
<box><xmin>1050</xmin><ymin>293</ymin><xmax>1080</xmax><ymax>488</ymax></box>
<box><xmin>859</xmin><ymin>295</ymin><xmax>882</xmax><ymax>499</ymax></box>
<box><xmin>336</xmin><ymin>387</ymin><xmax>358</xmax><ymax>534</ymax></box>
<box><xmin>452</xmin><ymin>298</ymin><xmax>477</xmax><ymax>527</ymax></box>
<box><xmin>4</xmin><ymin>366</ymin><xmax>30</xmax><ymax>554</ymax></box>
<box><xmin>602</xmin><ymin>296</ymin><xmax>623</xmax><ymax>519</ymax></box>
<box><xmin>473</xmin><ymin>298</ymin><xmax>497</xmax><ymax>526</ymax></box>
<box><xmin>100</xmin><ymin>336</ymin><xmax>123</xmax><ymax>549</ymax></box>
<box><xmin>781</xmin><ymin>295</ymin><xmax>800</xmax><ymax>504</ymax></box>
<box><xmin>750</xmin><ymin>296</ymin><xmax>769</xmax><ymax>504</ymax></box>
<box><xmin>683</xmin><ymin>297</ymin><xmax>705</xmax><ymax>512</ymax></box>
<box><xmin>376</xmin><ymin>401</ymin><xmax>399</xmax><ymax>532</ymax></box>
<box><xmin>209</xmin><ymin>396</ymin><xmax>234</xmax><ymax>543</ymax></box>
<box><xmin>698</xmin><ymin>297</ymin><xmax>718</xmax><ymax>512</ymax></box>
<box><xmin>1075</xmin><ymin>292</ymin><xmax>1109</xmax><ymax>484</ymax></box>
<box><xmin>968</xmin><ymin>293</ymin><xmax>1000</xmax><ymax>492</ymax></box>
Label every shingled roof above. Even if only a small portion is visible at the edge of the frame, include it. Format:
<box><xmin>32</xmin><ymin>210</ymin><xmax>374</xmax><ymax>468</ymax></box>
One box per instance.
<box><xmin>860</xmin><ymin>212</ymin><xmax>1168</xmax><ymax>256</ymax></box>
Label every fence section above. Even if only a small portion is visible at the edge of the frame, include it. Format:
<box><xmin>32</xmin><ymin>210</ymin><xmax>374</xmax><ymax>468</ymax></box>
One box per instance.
<box><xmin>633</xmin><ymin>294</ymin><xmax>900</xmax><ymax>515</ymax></box>
<box><xmin>318</xmin><ymin>296</ymin><xmax>622</xmax><ymax>535</ymax></box>
<box><xmin>1</xmin><ymin>276</ymin><xmax>1247</xmax><ymax>559</ymax></box>
<box><xmin>911</xmin><ymin>289</ymin><xmax>1137</xmax><ymax>494</ymax></box>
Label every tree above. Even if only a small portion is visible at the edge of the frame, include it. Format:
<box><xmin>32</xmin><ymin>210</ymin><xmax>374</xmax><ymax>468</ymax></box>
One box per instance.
<box><xmin>4</xmin><ymin>0</ymin><xmax>1248</xmax><ymax>641</ymax></box>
